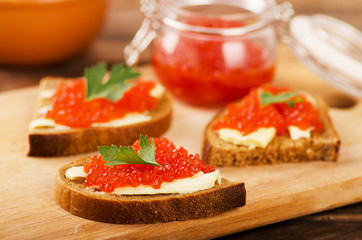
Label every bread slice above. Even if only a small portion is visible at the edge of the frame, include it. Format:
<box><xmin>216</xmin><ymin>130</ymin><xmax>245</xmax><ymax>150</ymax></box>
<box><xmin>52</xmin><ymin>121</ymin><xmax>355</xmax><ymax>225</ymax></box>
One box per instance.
<box><xmin>55</xmin><ymin>158</ymin><xmax>246</xmax><ymax>224</ymax></box>
<box><xmin>202</xmin><ymin>96</ymin><xmax>341</xmax><ymax>166</ymax></box>
<box><xmin>28</xmin><ymin>77</ymin><xmax>172</xmax><ymax>157</ymax></box>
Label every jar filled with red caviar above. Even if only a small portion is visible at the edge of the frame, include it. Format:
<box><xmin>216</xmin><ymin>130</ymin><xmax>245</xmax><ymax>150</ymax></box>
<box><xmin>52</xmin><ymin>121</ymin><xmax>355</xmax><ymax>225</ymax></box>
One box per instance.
<box><xmin>125</xmin><ymin>0</ymin><xmax>293</xmax><ymax>107</ymax></box>
<box><xmin>126</xmin><ymin>0</ymin><xmax>362</xmax><ymax>106</ymax></box>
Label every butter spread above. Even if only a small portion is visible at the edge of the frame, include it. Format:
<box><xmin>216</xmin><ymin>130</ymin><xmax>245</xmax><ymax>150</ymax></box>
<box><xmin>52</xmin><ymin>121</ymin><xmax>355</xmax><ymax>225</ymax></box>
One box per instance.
<box><xmin>218</xmin><ymin>127</ymin><xmax>276</xmax><ymax>149</ymax></box>
<box><xmin>65</xmin><ymin>166</ymin><xmax>87</xmax><ymax>180</ymax></box>
<box><xmin>288</xmin><ymin>126</ymin><xmax>311</xmax><ymax>140</ymax></box>
<box><xmin>37</xmin><ymin>106</ymin><xmax>53</xmax><ymax>115</ymax></box>
<box><xmin>91</xmin><ymin>113</ymin><xmax>151</xmax><ymax>127</ymax></box>
<box><xmin>28</xmin><ymin>118</ymin><xmax>70</xmax><ymax>130</ymax></box>
<box><xmin>65</xmin><ymin>166</ymin><xmax>221</xmax><ymax>195</ymax></box>
<box><xmin>218</xmin><ymin>125</ymin><xmax>312</xmax><ymax>148</ymax></box>
<box><xmin>30</xmin><ymin>84</ymin><xmax>164</xmax><ymax>130</ymax></box>
<box><xmin>39</xmin><ymin>89</ymin><xmax>55</xmax><ymax>99</ymax></box>
<box><xmin>216</xmin><ymin>93</ymin><xmax>317</xmax><ymax>148</ymax></box>
<box><xmin>149</xmin><ymin>84</ymin><xmax>165</xmax><ymax>98</ymax></box>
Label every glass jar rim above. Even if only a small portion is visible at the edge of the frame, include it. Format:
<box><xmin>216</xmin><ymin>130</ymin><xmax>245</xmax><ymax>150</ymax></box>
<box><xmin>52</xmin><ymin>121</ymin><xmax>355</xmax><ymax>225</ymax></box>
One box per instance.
<box><xmin>158</xmin><ymin>0</ymin><xmax>276</xmax><ymax>36</ymax></box>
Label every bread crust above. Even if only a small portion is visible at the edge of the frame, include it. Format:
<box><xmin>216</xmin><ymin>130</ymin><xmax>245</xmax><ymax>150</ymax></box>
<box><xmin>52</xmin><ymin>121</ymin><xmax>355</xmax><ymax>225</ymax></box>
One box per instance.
<box><xmin>28</xmin><ymin>77</ymin><xmax>173</xmax><ymax>157</ymax></box>
<box><xmin>202</xmin><ymin>96</ymin><xmax>341</xmax><ymax>166</ymax></box>
<box><xmin>55</xmin><ymin>158</ymin><xmax>246</xmax><ymax>224</ymax></box>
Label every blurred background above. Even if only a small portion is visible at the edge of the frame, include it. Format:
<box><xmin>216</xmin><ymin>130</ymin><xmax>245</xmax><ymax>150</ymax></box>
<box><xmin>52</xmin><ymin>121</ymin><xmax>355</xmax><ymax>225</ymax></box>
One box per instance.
<box><xmin>109</xmin><ymin>0</ymin><xmax>362</xmax><ymax>43</ymax></box>
<box><xmin>0</xmin><ymin>0</ymin><xmax>361</xmax><ymax>92</ymax></box>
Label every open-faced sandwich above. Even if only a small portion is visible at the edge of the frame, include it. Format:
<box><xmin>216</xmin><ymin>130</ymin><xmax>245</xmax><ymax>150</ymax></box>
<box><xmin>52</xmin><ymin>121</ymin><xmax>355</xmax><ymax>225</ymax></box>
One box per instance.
<box><xmin>55</xmin><ymin>135</ymin><xmax>246</xmax><ymax>224</ymax></box>
<box><xmin>202</xmin><ymin>85</ymin><xmax>340</xmax><ymax>166</ymax></box>
<box><xmin>28</xmin><ymin>63</ymin><xmax>172</xmax><ymax>157</ymax></box>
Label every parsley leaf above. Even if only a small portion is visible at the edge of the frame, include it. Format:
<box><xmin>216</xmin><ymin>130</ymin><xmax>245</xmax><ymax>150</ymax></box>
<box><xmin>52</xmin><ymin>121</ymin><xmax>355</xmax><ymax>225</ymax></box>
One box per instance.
<box><xmin>260</xmin><ymin>91</ymin><xmax>300</xmax><ymax>107</ymax></box>
<box><xmin>85</xmin><ymin>62</ymin><xmax>140</xmax><ymax>102</ymax></box>
<box><xmin>98</xmin><ymin>135</ymin><xmax>161</xmax><ymax>167</ymax></box>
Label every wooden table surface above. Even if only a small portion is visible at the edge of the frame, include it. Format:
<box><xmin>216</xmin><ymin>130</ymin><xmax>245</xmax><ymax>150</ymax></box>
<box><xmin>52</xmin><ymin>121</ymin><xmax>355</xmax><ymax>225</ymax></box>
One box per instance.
<box><xmin>1</xmin><ymin>0</ymin><xmax>361</xmax><ymax>239</ymax></box>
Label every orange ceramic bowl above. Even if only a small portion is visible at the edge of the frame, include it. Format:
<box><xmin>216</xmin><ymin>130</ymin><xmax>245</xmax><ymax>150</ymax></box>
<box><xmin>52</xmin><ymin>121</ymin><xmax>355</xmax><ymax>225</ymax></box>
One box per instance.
<box><xmin>0</xmin><ymin>0</ymin><xmax>107</xmax><ymax>66</ymax></box>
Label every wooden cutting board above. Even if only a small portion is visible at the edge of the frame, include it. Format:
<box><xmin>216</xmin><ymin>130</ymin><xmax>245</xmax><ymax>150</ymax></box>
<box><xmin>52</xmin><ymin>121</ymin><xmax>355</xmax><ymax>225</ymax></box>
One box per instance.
<box><xmin>1</xmin><ymin>46</ymin><xmax>361</xmax><ymax>240</ymax></box>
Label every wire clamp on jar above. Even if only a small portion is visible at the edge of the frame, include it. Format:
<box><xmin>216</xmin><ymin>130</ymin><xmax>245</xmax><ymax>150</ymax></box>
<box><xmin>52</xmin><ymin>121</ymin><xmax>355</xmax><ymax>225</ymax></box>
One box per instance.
<box><xmin>124</xmin><ymin>0</ymin><xmax>160</xmax><ymax>66</ymax></box>
<box><xmin>273</xmin><ymin>2</ymin><xmax>294</xmax><ymax>44</ymax></box>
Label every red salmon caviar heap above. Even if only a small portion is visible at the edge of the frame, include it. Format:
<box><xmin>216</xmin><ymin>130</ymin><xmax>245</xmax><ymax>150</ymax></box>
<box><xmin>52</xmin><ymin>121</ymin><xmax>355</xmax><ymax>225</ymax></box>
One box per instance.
<box><xmin>46</xmin><ymin>79</ymin><xmax>158</xmax><ymax>128</ymax></box>
<box><xmin>83</xmin><ymin>137</ymin><xmax>216</xmax><ymax>193</ymax></box>
<box><xmin>151</xmin><ymin>18</ymin><xmax>275</xmax><ymax>106</ymax></box>
<box><xmin>212</xmin><ymin>85</ymin><xmax>324</xmax><ymax>135</ymax></box>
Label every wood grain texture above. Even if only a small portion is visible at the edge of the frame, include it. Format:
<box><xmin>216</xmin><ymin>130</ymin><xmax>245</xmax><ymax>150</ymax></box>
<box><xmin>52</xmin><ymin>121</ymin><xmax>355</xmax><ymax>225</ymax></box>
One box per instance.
<box><xmin>0</xmin><ymin>0</ymin><xmax>361</xmax><ymax>239</ymax></box>
<box><xmin>0</xmin><ymin>48</ymin><xmax>361</xmax><ymax>239</ymax></box>
<box><xmin>220</xmin><ymin>203</ymin><xmax>362</xmax><ymax>240</ymax></box>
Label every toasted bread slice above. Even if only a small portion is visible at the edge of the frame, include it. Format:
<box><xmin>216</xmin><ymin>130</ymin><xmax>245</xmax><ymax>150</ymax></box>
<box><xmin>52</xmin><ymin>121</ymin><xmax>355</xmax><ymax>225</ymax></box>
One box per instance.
<box><xmin>202</xmin><ymin>96</ymin><xmax>340</xmax><ymax>166</ymax></box>
<box><xmin>55</xmin><ymin>158</ymin><xmax>246</xmax><ymax>224</ymax></box>
<box><xmin>28</xmin><ymin>77</ymin><xmax>172</xmax><ymax>157</ymax></box>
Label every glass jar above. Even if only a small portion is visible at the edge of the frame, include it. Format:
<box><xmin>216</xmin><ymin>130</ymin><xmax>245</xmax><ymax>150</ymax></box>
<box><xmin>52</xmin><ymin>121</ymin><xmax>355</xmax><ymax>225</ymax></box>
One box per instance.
<box><xmin>125</xmin><ymin>0</ymin><xmax>293</xmax><ymax>107</ymax></box>
<box><xmin>126</xmin><ymin>0</ymin><xmax>362</xmax><ymax>104</ymax></box>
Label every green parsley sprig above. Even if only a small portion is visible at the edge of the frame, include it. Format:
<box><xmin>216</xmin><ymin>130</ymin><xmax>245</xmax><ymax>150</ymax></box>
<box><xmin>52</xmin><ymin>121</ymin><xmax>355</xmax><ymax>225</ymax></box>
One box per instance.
<box><xmin>85</xmin><ymin>62</ymin><xmax>140</xmax><ymax>102</ymax></box>
<box><xmin>260</xmin><ymin>91</ymin><xmax>302</xmax><ymax>108</ymax></box>
<box><xmin>99</xmin><ymin>135</ymin><xmax>161</xmax><ymax>167</ymax></box>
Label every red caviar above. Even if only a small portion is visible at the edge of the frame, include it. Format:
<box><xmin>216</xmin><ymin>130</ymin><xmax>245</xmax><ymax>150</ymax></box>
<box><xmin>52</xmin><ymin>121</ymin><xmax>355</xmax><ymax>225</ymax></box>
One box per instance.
<box><xmin>151</xmin><ymin>18</ymin><xmax>275</xmax><ymax>107</ymax></box>
<box><xmin>83</xmin><ymin>137</ymin><xmax>215</xmax><ymax>193</ymax></box>
<box><xmin>46</xmin><ymin>79</ymin><xmax>158</xmax><ymax>128</ymax></box>
<box><xmin>212</xmin><ymin>85</ymin><xmax>324</xmax><ymax>135</ymax></box>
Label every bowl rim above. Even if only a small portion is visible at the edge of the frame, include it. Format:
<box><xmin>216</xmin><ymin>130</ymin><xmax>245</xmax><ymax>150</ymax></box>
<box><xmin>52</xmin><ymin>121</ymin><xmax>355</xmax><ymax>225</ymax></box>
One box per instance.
<box><xmin>0</xmin><ymin>0</ymin><xmax>106</xmax><ymax>7</ymax></box>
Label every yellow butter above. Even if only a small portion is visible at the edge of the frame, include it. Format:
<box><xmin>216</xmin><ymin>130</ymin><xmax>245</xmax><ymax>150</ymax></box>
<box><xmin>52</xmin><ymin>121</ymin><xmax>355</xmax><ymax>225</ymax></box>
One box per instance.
<box><xmin>65</xmin><ymin>167</ymin><xmax>221</xmax><ymax>195</ymax></box>
<box><xmin>288</xmin><ymin>126</ymin><xmax>311</xmax><ymax>140</ymax></box>
<box><xmin>218</xmin><ymin>127</ymin><xmax>276</xmax><ymax>148</ymax></box>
